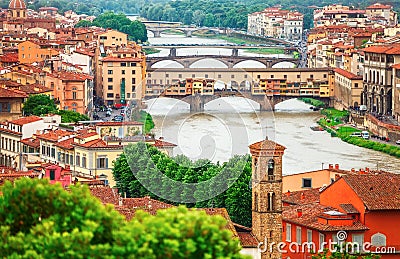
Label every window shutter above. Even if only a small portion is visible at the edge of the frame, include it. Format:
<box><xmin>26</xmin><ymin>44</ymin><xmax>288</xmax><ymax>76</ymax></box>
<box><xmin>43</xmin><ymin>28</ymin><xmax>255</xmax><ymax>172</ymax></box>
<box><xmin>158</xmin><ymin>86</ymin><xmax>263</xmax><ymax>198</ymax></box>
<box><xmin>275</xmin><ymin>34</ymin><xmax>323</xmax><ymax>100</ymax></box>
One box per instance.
<box><xmin>57</xmin><ymin>152</ymin><xmax>61</xmax><ymax>161</ymax></box>
<box><xmin>105</xmin><ymin>158</ymin><xmax>108</xmax><ymax>168</ymax></box>
<box><xmin>96</xmin><ymin>158</ymin><xmax>99</xmax><ymax>168</ymax></box>
<box><xmin>7</xmin><ymin>103</ymin><xmax>10</xmax><ymax>112</ymax></box>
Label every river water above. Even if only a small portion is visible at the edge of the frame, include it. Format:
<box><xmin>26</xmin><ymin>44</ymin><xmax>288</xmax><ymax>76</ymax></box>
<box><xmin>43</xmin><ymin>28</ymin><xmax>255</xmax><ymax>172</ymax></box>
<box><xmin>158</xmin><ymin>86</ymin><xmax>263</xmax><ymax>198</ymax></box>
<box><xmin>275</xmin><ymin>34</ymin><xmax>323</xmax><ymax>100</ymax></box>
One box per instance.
<box><xmin>145</xmin><ymin>34</ymin><xmax>400</xmax><ymax>174</ymax></box>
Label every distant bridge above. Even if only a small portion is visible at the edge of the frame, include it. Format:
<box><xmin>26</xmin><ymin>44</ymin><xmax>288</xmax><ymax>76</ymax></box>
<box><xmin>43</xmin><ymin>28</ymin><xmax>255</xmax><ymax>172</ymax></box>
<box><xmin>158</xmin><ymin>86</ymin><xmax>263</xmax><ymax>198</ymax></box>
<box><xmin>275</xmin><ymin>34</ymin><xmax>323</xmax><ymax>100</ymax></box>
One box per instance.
<box><xmin>146</xmin><ymin>55</ymin><xmax>300</xmax><ymax>69</ymax></box>
<box><xmin>142</xmin><ymin>44</ymin><xmax>293</xmax><ymax>49</ymax></box>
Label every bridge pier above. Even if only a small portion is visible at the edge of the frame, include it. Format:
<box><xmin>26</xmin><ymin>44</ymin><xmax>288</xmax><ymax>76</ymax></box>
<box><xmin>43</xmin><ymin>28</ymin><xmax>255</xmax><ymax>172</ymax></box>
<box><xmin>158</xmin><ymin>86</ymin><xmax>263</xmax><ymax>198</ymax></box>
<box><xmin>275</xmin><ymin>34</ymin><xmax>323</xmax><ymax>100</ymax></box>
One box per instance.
<box><xmin>153</xmin><ymin>30</ymin><xmax>161</xmax><ymax>37</ymax></box>
<box><xmin>169</xmin><ymin>48</ymin><xmax>177</xmax><ymax>57</ymax></box>
<box><xmin>185</xmin><ymin>30</ymin><xmax>192</xmax><ymax>37</ymax></box>
<box><xmin>232</xmin><ymin>49</ymin><xmax>239</xmax><ymax>57</ymax></box>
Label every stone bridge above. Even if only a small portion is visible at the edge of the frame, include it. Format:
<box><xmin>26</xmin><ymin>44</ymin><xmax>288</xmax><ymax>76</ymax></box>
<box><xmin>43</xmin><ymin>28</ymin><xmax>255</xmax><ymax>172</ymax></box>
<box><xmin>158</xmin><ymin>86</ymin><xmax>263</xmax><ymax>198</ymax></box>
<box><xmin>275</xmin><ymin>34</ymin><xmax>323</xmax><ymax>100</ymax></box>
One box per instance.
<box><xmin>145</xmin><ymin>26</ymin><xmax>221</xmax><ymax>37</ymax></box>
<box><xmin>146</xmin><ymin>55</ymin><xmax>300</xmax><ymax>69</ymax></box>
<box><xmin>144</xmin><ymin>91</ymin><xmax>331</xmax><ymax>112</ymax></box>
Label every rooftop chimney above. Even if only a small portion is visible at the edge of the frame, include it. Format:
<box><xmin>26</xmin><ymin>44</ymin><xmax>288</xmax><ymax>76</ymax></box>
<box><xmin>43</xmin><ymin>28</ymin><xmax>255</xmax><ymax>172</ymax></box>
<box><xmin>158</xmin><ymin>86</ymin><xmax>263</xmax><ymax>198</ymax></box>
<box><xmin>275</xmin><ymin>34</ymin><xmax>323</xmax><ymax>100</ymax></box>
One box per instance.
<box><xmin>301</xmin><ymin>192</ymin><xmax>305</xmax><ymax>200</ymax></box>
<box><xmin>335</xmin><ymin>164</ymin><xmax>339</xmax><ymax>170</ymax></box>
<box><xmin>329</xmin><ymin>164</ymin><xmax>333</xmax><ymax>169</ymax></box>
<box><xmin>365</xmin><ymin>167</ymin><xmax>370</xmax><ymax>173</ymax></box>
<box><xmin>286</xmin><ymin>190</ymin><xmax>291</xmax><ymax>197</ymax></box>
<box><xmin>297</xmin><ymin>208</ymin><xmax>303</xmax><ymax>217</ymax></box>
<box><xmin>351</xmin><ymin>168</ymin><xmax>355</xmax><ymax>173</ymax></box>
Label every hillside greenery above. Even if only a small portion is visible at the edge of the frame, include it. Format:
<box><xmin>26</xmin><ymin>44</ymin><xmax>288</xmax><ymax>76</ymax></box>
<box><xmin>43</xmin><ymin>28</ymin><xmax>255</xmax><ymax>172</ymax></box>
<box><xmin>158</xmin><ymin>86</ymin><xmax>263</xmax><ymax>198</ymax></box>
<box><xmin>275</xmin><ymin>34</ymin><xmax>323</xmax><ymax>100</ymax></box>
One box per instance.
<box><xmin>1</xmin><ymin>0</ymin><xmax>398</xmax><ymax>31</ymax></box>
<box><xmin>75</xmin><ymin>12</ymin><xmax>148</xmax><ymax>42</ymax></box>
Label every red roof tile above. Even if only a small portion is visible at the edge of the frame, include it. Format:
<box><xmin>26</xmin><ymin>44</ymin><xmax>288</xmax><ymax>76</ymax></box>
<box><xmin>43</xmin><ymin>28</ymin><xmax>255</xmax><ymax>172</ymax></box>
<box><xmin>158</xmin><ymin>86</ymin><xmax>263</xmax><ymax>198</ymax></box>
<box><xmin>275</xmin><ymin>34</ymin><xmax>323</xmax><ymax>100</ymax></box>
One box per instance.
<box><xmin>283</xmin><ymin>189</ymin><xmax>320</xmax><ymax>205</ymax></box>
<box><xmin>21</xmin><ymin>137</ymin><xmax>40</xmax><ymax>148</ymax></box>
<box><xmin>10</xmin><ymin>116</ymin><xmax>42</xmax><ymax>126</ymax></box>
<box><xmin>341</xmin><ymin>174</ymin><xmax>400</xmax><ymax>210</ymax></box>
<box><xmin>366</xmin><ymin>3</ymin><xmax>392</xmax><ymax>9</ymax></box>
<box><xmin>283</xmin><ymin>204</ymin><xmax>369</xmax><ymax>232</ymax></box>
<box><xmin>153</xmin><ymin>139</ymin><xmax>177</xmax><ymax>148</ymax></box>
<box><xmin>101</xmin><ymin>56</ymin><xmax>142</xmax><ymax>62</ymax></box>
<box><xmin>249</xmin><ymin>139</ymin><xmax>286</xmax><ymax>152</ymax></box>
<box><xmin>89</xmin><ymin>186</ymin><xmax>120</xmax><ymax>205</ymax></box>
<box><xmin>0</xmin><ymin>87</ymin><xmax>28</xmax><ymax>98</ymax></box>
<box><xmin>75</xmin><ymin>138</ymin><xmax>123</xmax><ymax>149</ymax></box>
<box><xmin>37</xmin><ymin>129</ymin><xmax>74</xmax><ymax>142</ymax></box>
<box><xmin>54</xmin><ymin>138</ymin><xmax>75</xmax><ymax>150</ymax></box>
<box><xmin>334</xmin><ymin>68</ymin><xmax>363</xmax><ymax>80</ymax></box>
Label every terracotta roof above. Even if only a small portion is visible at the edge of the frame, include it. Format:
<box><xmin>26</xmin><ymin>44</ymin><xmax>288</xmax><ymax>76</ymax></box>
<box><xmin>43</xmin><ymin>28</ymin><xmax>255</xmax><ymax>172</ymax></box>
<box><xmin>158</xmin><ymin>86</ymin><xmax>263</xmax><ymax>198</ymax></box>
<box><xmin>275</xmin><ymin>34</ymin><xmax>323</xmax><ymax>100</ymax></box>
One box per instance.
<box><xmin>341</xmin><ymin>174</ymin><xmax>400</xmax><ymax>210</ymax></box>
<box><xmin>74</xmin><ymin>131</ymin><xmax>98</xmax><ymax>139</ymax></box>
<box><xmin>283</xmin><ymin>204</ymin><xmax>369</xmax><ymax>232</ymax></box>
<box><xmin>8</xmin><ymin>0</ymin><xmax>26</xmax><ymax>9</ymax></box>
<box><xmin>95</xmin><ymin>121</ymin><xmax>143</xmax><ymax>126</ymax></box>
<box><xmin>334</xmin><ymin>68</ymin><xmax>362</xmax><ymax>80</ymax></box>
<box><xmin>340</xmin><ymin>204</ymin><xmax>359</xmax><ymax>214</ymax></box>
<box><xmin>153</xmin><ymin>139</ymin><xmax>177</xmax><ymax>148</ymax></box>
<box><xmin>234</xmin><ymin>223</ymin><xmax>259</xmax><ymax>248</ymax></box>
<box><xmin>74</xmin><ymin>138</ymin><xmax>123</xmax><ymax>149</ymax></box>
<box><xmin>89</xmin><ymin>186</ymin><xmax>120</xmax><ymax>205</ymax></box>
<box><xmin>0</xmin><ymin>87</ymin><xmax>28</xmax><ymax>98</ymax></box>
<box><xmin>21</xmin><ymin>137</ymin><xmax>40</xmax><ymax>148</ymax></box>
<box><xmin>0</xmin><ymin>53</ymin><xmax>18</xmax><ymax>63</ymax></box>
<box><xmin>10</xmin><ymin>116</ymin><xmax>42</xmax><ymax>125</ymax></box>
<box><xmin>101</xmin><ymin>56</ymin><xmax>142</xmax><ymax>62</ymax></box>
<box><xmin>37</xmin><ymin>129</ymin><xmax>74</xmax><ymax>142</ymax></box>
<box><xmin>48</xmin><ymin>71</ymin><xmax>92</xmax><ymax>81</ymax></box>
<box><xmin>122</xmin><ymin>196</ymin><xmax>173</xmax><ymax>211</ymax></box>
<box><xmin>366</xmin><ymin>3</ymin><xmax>392</xmax><ymax>9</ymax></box>
<box><xmin>54</xmin><ymin>138</ymin><xmax>75</xmax><ymax>150</ymax></box>
<box><xmin>19</xmin><ymin>84</ymin><xmax>52</xmax><ymax>94</ymax></box>
<box><xmin>282</xmin><ymin>189</ymin><xmax>320</xmax><ymax>205</ymax></box>
<box><xmin>74</xmin><ymin>49</ymin><xmax>95</xmax><ymax>57</ymax></box>
<box><xmin>249</xmin><ymin>138</ymin><xmax>286</xmax><ymax>152</ymax></box>
<box><xmin>362</xmin><ymin>45</ymin><xmax>400</xmax><ymax>54</ymax></box>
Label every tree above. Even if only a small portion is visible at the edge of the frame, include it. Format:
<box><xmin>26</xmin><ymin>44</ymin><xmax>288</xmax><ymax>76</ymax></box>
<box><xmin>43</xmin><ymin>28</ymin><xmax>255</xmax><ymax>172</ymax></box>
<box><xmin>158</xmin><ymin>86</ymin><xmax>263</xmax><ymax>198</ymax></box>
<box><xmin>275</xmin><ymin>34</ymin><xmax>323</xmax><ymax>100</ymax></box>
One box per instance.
<box><xmin>0</xmin><ymin>178</ymin><xmax>246</xmax><ymax>258</ymax></box>
<box><xmin>57</xmin><ymin>110</ymin><xmax>90</xmax><ymax>123</ymax></box>
<box><xmin>112</xmin><ymin>142</ymin><xmax>254</xmax><ymax>227</ymax></box>
<box><xmin>23</xmin><ymin>94</ymin><xmax>57</xmax><ymax>116</ymax></box>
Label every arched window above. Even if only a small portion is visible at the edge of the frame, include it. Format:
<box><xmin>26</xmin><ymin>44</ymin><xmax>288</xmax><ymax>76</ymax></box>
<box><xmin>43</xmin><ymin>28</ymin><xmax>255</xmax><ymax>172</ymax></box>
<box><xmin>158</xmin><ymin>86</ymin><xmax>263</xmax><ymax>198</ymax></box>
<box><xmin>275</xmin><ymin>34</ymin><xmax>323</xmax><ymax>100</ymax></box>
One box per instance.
<box><xmin>72</xmin><ymin>103</ymin><xmax>77</xmax><ymax>107</ymax></box>
<box><xmin>371</xmin><ymin>233</ymin><xmax>386</xmax><ymax>247</ymax></box>
<box><xmin>267</xmin><ymin>192</ymin><xmax>275</xmax><ymax>211</ymax></box>
<box><xmin>268</xmin><ymin>159</ymin><xmax>275</xmax><ymax>181</ymax></box>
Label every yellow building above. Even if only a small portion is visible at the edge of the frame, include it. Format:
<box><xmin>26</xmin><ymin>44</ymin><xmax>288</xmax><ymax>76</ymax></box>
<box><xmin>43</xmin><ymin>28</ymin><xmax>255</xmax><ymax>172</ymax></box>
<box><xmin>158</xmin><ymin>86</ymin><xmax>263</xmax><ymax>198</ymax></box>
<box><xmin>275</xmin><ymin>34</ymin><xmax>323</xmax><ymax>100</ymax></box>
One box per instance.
<box><xmin>96</xmin><ymin>121</ymin><xmax>143</xmax><ymax>138</ymax></box>
<box><xmin>0</xmin><ymin>86</ymin><xmax>27</xmax><ymax>121</ymax></box>
<box><xmin>99</xmin><ymin>44</ymin><xmax>146</xmax><ymax>106</ymax></box>
<box><xmin>334</xmin><ymin>68</ymin><xmax>363</xmax><ymax>110</ymax></box>
<box><xmin>97</xmin><ymin>29</ymin><xmax>128</xmax><ymax>48</ymax></box>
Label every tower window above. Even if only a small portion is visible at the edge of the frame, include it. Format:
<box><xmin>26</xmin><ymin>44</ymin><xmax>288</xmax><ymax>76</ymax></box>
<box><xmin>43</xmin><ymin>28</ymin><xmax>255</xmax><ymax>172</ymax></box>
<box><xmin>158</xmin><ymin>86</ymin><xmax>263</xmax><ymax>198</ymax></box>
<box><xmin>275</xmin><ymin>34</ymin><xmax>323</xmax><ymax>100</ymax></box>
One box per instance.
<box><xmin>268</xmin><ymin>159</ymin><xmax>275</xmax><ymax>181</ymax></box>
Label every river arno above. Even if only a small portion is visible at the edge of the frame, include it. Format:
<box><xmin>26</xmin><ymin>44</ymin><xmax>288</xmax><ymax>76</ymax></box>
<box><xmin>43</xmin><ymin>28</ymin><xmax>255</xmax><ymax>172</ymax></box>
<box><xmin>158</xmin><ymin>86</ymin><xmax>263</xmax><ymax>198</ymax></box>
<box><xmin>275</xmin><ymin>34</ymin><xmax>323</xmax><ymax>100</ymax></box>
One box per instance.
<box><xmin>145</xmin><ymin>33</ymin><xmax>400</xmax><ymax>174</ymax></box>
<box><xmin>146</xmin><ymin>98</ymin><xmax>400</xmax><ymax>175</ymax></box>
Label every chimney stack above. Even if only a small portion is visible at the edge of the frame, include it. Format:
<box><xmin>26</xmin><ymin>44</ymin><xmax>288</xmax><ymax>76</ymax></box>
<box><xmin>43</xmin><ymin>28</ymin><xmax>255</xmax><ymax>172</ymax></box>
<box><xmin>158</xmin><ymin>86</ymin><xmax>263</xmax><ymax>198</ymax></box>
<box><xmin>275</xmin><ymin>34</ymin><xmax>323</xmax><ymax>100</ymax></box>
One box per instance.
<box><xmin>329</xmin><ymin>164</ymin><xmax>333</xmax><ymax>169</ymax></box>
<box><xmin>297</xmin><ymin>208</ymin><xmax>303</xmax><ymax>217</ymax></box>
<box><xmin>335</xmin><ymin>164</ymin><xmax>339</xmax><ymax>170</ymax></box>
<box><xmin>286</xmin><ymin>190</ymin><xmax>291</xmax><ymax>197</ymax></box>
<box><xmin>301</xmin><ymin>192</ymin><xmax>305</xmax><ymax>200</ymax></box>
<box><xmin>351</xmin><ymin>168</ymin><xmax>355</xmax><ymax>173</ymax></box>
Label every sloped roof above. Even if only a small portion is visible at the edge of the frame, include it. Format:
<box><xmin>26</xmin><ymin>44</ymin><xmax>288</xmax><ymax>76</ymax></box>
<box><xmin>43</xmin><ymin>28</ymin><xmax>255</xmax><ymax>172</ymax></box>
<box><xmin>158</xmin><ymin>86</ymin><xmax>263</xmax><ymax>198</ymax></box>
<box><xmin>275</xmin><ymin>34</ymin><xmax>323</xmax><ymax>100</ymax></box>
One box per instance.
<box><xmin>249</xmin><ymin>138</ymin><xmax>286</xmax><ymax>151</ymax></box>
<box><xmin>342</xmin><ymin>174</ymin><xmax>400</xmax><ymax>210</ymax></box>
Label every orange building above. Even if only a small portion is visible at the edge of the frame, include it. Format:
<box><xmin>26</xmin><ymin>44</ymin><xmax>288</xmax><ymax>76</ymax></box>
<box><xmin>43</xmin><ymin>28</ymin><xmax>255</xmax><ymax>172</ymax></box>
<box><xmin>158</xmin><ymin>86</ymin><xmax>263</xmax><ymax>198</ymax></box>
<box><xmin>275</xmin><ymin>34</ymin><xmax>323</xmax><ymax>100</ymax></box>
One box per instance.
<box><xmin>281</xmin><ymin>173</ymin><xmax>400</xmax><ymax>259</ymax></box>
<box><xmin>45</xmin><ymin>71</ymin><xmax>93</xmax><ymax>116</ymax></box>
<box><xmin>18</xmin><ymin>41</ymin><xmax>59</xmax><ymax>64</ymax></box>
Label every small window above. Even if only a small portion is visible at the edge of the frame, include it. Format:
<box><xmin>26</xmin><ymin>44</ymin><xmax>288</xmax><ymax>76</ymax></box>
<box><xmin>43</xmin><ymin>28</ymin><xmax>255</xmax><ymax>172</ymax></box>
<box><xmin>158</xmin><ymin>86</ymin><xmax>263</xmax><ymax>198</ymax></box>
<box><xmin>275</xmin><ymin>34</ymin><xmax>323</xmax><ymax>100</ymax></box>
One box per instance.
<box><xmin>122</xmin><ymin>70</ymin><xmax>125</xmax><ymax>75</ymax></box>
<box><xmin>108</xmin><ymin>70</ymin><xmax>113</xmax><ymax>75</ymax></box>
<box><xmin>121</xmin><ymin>62</ymin><xmax>126</xmax><ymax>67</ymax></box>
<box><xmin>108</xmin><ymin>78</ymin><xmax>113</xmax><ymax>82</ymax></box>
<box><xmin>296</xmin><ymin>227</ymin><xmax>302</xmax><ymax>244</ymax></box>
<box><xmin>302</xmin><ymin>178</ymin><xmax>312</xmax><ymax>188</ymax></box>
<box><xmin>108</xmin><ymin>85</ymin><xmax>113</xmax><ymax>90</ymax></box>
<box><xmin>132</xmin><ymin>70</ymin><xmax>136</xmax><ymax>74</ymax></box>
<box><xmin>286</xmin><ymin>224</ymin><xmax>292</xmax><ymax>242</ymax></box>
<box><xmin>49</xmin><ymin>169</ymin><xmax>55</xmax><ymax>180</ymax></box>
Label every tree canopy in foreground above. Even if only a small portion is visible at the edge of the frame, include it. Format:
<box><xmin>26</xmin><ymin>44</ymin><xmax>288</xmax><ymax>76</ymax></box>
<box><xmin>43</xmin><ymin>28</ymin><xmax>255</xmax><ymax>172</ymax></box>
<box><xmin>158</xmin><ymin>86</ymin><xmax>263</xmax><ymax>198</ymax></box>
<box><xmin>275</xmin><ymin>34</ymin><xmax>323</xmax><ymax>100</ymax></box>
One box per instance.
<box><xmin>0</xmin><ymin>178</ymin><xmax>246</xmax><ymax>258</ymax></box>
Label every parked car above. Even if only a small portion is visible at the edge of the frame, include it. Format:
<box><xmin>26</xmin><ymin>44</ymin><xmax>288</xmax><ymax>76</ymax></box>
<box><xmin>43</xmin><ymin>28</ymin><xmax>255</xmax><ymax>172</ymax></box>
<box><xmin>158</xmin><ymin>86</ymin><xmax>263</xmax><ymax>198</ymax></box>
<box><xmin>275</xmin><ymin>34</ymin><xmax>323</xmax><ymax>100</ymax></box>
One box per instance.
<box><xmin>350</xmin><ymin>132</ymin><xmax>362</xmax><ymax>137</ymax></box>
<box><xmin>361</xmin><ymin>131</ymin><xmax>370</xmax><ymax>139</ymax></box>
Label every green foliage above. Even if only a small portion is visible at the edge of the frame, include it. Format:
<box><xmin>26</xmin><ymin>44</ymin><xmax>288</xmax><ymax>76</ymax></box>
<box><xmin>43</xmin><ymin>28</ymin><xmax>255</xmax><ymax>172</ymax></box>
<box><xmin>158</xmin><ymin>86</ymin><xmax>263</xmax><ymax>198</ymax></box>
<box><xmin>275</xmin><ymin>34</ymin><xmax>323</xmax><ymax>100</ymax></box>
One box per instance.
<box><xmin>76</xmin><ymin>12</ymin><xmax>148</xmax><ymax>42</ymax></box>
<box><xmin>23</xmin><ymin>94</ymin><xmax>57</xmax><ymax>116</ymax></box>
<box><xmin>0</xmin><ymin>178</ymin><xmax>247</xmax><ymax>258</ymax></box>
<box><xmin>299</xmin><ymin>97</ymin><xmax>326</xmax><ymax>108</ymax></box>
<box><xmin>113</xmin><ymin>142</ymin><xmax>253</xmax><ymax>227</ymax></box>
<box><xmin>57</xmin><ymin>110</ymin><xmax>90</xmax><ymax>123</ymax></box>
<box><xmin>116</xmin><ymin>206</ymin><xmax>246</xmax><ymax>258</ymax></box>
<box><xmin>132</xmin><ymin>110</ymin><xmax>155</xmax><ymax>134</ymax></box>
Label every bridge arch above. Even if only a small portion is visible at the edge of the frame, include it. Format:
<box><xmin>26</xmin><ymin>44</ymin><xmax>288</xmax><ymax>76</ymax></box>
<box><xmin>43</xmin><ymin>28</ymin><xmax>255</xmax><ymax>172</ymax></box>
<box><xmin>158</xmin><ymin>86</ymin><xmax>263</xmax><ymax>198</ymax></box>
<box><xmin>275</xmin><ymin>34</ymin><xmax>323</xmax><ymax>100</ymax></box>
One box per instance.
<box><xmin>233</xmin><ymin>60</ymin><xmax>267</xmax><ymax>68</ymax></box>
<box><xmin>189</xmin><ymin>58</ymin><xmax>229</xmax><ymax>68</ymax></box>
<box><xmin>150</xmin><ymin>60</ymin><xmax>185</xmax><ymax>69</ymax></box>
<box><xmin>271</xmin><ymin>60</ymin><xmax>297</xmax><ymax>68</ymax></box>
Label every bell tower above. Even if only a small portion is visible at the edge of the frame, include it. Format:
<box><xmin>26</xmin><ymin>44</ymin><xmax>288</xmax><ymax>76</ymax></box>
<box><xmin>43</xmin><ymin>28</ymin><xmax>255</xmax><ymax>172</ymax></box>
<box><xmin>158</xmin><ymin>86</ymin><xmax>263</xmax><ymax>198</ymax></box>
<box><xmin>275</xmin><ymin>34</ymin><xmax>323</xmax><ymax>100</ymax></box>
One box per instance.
<box><xmin>249</xmin><ymin>138</ymin><xmax>285</xmax><ymax>259</ymax></box>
